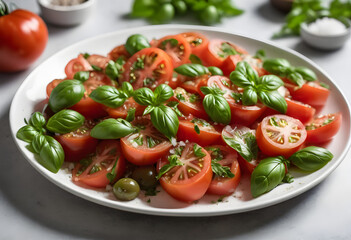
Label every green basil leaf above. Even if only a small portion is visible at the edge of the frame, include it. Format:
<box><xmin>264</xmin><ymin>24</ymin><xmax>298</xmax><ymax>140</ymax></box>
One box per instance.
<box><xmin>125</xmin><ymin>34</ymin><xmax>150</xmax><ymax>55</ymax></box>
<box><xmin>242</xmin><ymin>87</ymin><xmax>258</xmax><ymax>106</ymax></box>
<box><xmin>106</xmin><ymin>158</ymin><xmax>119</xmax><ymax>183</ymax></box>
<box><xmin>32</xmin><ymin>135</ymin><xmax>64</xmax><ymax>173</ymax></box>
<box><xmin>202</xmin><ymin>94</ymin><xmax>231</xmax><ymax>124</ymax></box>
<box><xmin>90</xmin><ymin>118</ymin><xmax>136</xmax><ymax>139</ymax></box>
<box><xmin>229</xmin><ymin>61</ymin><xmax>257</xmax><ymax>87</ymax></box>
<box><xmin>105</xmin><ymin>60</ymin><xmax>121</xmax><ymax>80</ymax></box>
<box><xmin>258</xmin><ymin>75</ymin><xmax>284</xmax><ymax>91</ymax></box>
<box><xmin>121</xmin><ymin>82</ymin><xmax>134</xmax><ymax>97</ymax></box>
<box><xmin>126</xmin><ymin>108</ymin><xmax>136</xmax><ymax>122</ymax></box>
<box><xmin>174</xmin><ymin>63</ymin><xmax>209</xmax><ymax>77</ymax></box>
<box><xmin>90</xmin><ymin>85</ymin><xmax>128</xmax><ymax>108</ymax></box>
<box><xmin>133</xmin><ymin>87</ymin><xmax>155</xmax><ymax>106</ymax></box>
<box><xmin>254</xmin><ymin>49</ymin><xmax>266</xmax><ymax>60</ymax></box>
<box><xmin>262</xmin><ymin>58</ymin><xmax>291</xmax><ymax>75</ymax></box>
<box><xmin>49</xmin><ymin>80</ymin><xmax>85</xmax><ymax>113</ymax></box>
<box><xmin>289</xmin><ymin>146</ymin><xmax>333</xmax><ymax>171</ymax></box>
<box><xmin>16</xmin><ymin>125</ymin><xmax>40</xmax><ymax>143</ymax></box>
<box><xmin>143</xmin><ymin>105</ymin><xmax>156</xmax><ymax>115</ymax></box>
<box><xmin>287</xmin><ymin>71</ymin><xmax>304</xmax><ymax>87</ymax></box>
<box><xmin>189</xmin><ymin>54</ymin><xmax>202</xmax><ymax>64</ymax></box>
<box><xmin>193</xmin><ymin>143</ymin><xmax>206</xmax><ymax>158</ymax></box>
<box><xmin>294</xmin><ymin>66</ymin><xmax>317</xmax><ymax>82</ymax></box>
<box><xmin>28</xmin><ymin>112</ymin><xmax>46</xmax><ymax>133</ymax></box>
<box><xmin>258</xmin><ymin>90</ymin><xmax>287</xmax><ymax>113</ymax></box>
<box><xmin>150</xmin><ymin>105</ymin><xmax>179</xmax><ymax>141</ymax></box>
<box><xmin>156</xmin><ymin>154</ymin><xmax>183</xmax><ymax>180</ymax></box>
<box><xmin>46</xmin><ymin>109</ymin><xmax>85</xmax><ymax>134</ymax></box>
<box><xmin>200</xmin><ymin>86</ymin><xmax>224</xmax><ymax>96</ymax></box>
<box><xmin>73</xmin><ymin>71</ymin><xmax>90</xmax><ymax>82</ymax></box>
<box><xmin>208</xmin><ymin>66</ymin><xmax>223</xmax><ymax>76</ymax></box>
<box><xmin>211</xmin><ymin>161</ymin><xmax>235</xmax><ymax>178</ymax></box>
<box><xmin>153</xmin><ymin>84</ymin><xmax>174</xmax><ymax>105</ymax></box>
<box><xmin>251</xmin><ymin>156</ymin><xmax>286</xmax><ymax>198</ymax></box>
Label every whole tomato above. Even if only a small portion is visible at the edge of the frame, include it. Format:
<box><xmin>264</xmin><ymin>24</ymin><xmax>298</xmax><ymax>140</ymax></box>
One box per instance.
<box><xmin>0</xmin><ymin>1</ymin><xmax>48</xmax><ymax>72</ymax></box>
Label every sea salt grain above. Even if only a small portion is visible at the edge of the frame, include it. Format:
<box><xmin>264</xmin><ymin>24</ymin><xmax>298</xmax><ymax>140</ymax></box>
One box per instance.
<box><xmin>306</xmin><ymin>18</ymin><xmax>348</xmax><ymax>36</ymax></box>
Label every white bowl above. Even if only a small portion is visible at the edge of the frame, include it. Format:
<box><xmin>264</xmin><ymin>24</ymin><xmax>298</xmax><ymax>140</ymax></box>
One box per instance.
<box><xmin>37</xmin><ymin>0</ymin><xmax>95</xmax><ymax>26</ymax></box>
<box><xmin>300</xmin><ymin>21</ymin><xmax>351</xmax><ymax>50</ymax></box>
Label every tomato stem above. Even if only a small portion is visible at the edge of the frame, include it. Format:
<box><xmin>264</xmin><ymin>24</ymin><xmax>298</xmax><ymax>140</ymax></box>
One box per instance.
<box><xmin>0</xmin><ymin>0</ymin><xmax>9</xmax><ymax>16</ymax></box>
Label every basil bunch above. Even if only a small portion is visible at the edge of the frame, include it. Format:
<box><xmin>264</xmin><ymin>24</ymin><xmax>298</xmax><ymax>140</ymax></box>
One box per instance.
<box><xmin>230</xmin><ymin>61</ymin><xmax>287</xmax><ymax>113</ymax></box>
<box><xmin>90</xmin><ymin>82</ymin><xmax>134</xmax><ymax>108</ymax></box>
<box><xmin>16</xmin><ymin>112</ymin><xmax>64</xmax><ymax>173</ymax></box>
<box><xmin>174</xmin><ymin>63</ymin><xmax>223</xmax><ymax>77</ymax></box>
<box><xmin>133</xmin><ymin>84</ymin><xmax>179</xmax><ymax>141</ymax></box>
<box><xmin>263</xmin><ymin>58</ymin><xmax>317</xmax><ymax>87</ymax></box>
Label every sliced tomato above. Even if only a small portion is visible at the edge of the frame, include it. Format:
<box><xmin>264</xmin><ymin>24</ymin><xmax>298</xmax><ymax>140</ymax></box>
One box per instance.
<box><xmin>306</xmin><ymin>112</ymin><xmax>342</xmax><ymax>144</ymax></box>
<box><xmin>46</xmin><ymin>79</ymin><xmax>64</xmax><ymax>98</ymax></box>
<box><xmin>285</xmin><ymin>81</ymin><xmax>330</xmax><ymax>108</ymax></box>
<box><xmin>178</xmin><ymin>74</ymin><xmax>210</xmax><ymax>94</ymax></box>
<box><xmin>202</xmin><ymin>39</ymin><xmax>248</xmax><ymax>67</ymax></box>
<box><xmin>72</xmin><ymin>140</ymin><xmax>126</xmax><ymax>188</ymax></box>
<box><xmin>122</xmin><ymin>47</ymin><xmax>174</xmax><ymax>89</ymax></box>
<box><xmin>105</xmin><ymin>97</ymin><xmax>146</xmax><ymax>119</ymax></box>
<box><xmin>156</xmin><ymin>34</ymin><xmax>191</xmax><ymax>68</ymax></box>
<box><xmin>87</xmin><ymin>54</ymin><xmax>111</xmax><ymax>70</ymax></box>
<box><xmin>181</xmin><ymin>32</ymin><xmax>209</xmax><ymax>59</ymax></box>
<box><xmin>65</xmin><ymin>54</ymin><xmax>93</xmax><ymax>79</ymax></box>
<box><xmin>157</xmin><ymin>142</ymin><xmax>213</xmax><ymax>202</ymax></box>
<box><xmin>206</xmin><ymin>145</ymin><xmax>241</xmax><ymax>196</ymax></box>
<box><xmin>221</xmin><ymin>55</ymin><xmax>243</xmax><ymax>76</ymax></box>
<box><xmin>256</xmin><ymin>115</ymin><xmax>307</xmax><ymax>158</ymax></box>
<box><xmin>177</xmin><ymin>117</ymin><xmax>221</xmax><ymax>147</ymax></box>
<box><xmin>107</xmin><ymin>44</ymin><xmax>130</xmax><ymax>61</ymax></box>
<box><xmin>120</xmin><ymin>117</ymin><xmax>172</xmax><ymax>165</ymax></box>
<box><xmin>171</xmin><ymin>87</ymin><xmax>207</xmax><ymax>119</ymax></box>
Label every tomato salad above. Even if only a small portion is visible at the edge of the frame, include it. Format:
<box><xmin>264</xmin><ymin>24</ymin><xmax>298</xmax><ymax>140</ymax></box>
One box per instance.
<box><xmin>17</xmin><ymin>32</ymin><xmax>341</xmax><ymax>203</ymax></box>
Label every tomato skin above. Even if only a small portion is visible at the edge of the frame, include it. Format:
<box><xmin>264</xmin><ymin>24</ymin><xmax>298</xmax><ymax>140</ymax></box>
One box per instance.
<box><xmin>107</xmin><ymin>44</ymin><xmax>130</xmax><ymax>61</ymax></box>
<box><xmin>181</xmin><ymin>32</ymin><xmax>209</xmax><ymax>59</ymax></box>
<box><xmin>0</xmin><ymin>9</ymin><xmax>48</xmax><ymax>72</ymax></box>
<box><xmin>306</xmin><ymin>112</ymin><xmax>342</xmax><ymax>144</ymax></box>
<box><xmin>221</xmin><ymin>55</ymin><xmax>243</xmax><ymax>76</ymax></box>
<box><xmin>256</xmin><ymin>115</ymin><xmax>307</xmax><ymax>158</ymax></box>
<box><xmin>157</xmin><ymin>143</ymin><xmax>213</xmax><ymax>202</ymax></box>
<box><xmin>65</xmin><ymin>54</ymin><xmax>93</xmax><ymax>79</ymax></box>
<box><xmin>87</xmin><ymin>54</ymin><xmax>111</xmax><ymax>70</ymax></box>
<box><xmin>206</xmin><ymin>145</ymin><xmax>241</xmax><ymax>196</ymax></box>
<box><xmin>105</xmin><ymin>97</ymin><xmax>145</xmax><ymax>119</ymax></box>
<box><xmin>179</xmin><ymin>74</ymin><xmax>210</xmax><ymax>94</ymax></box>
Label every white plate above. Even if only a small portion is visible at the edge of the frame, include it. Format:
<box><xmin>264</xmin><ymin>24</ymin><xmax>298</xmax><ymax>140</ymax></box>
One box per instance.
<box><xmin>9</xmin><ymin>25</ymin><xmax>351</xmax><ymax>217</ymax></box>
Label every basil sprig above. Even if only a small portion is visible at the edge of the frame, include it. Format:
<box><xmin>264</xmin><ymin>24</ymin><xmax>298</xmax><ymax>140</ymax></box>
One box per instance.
<box><xmin>90</xmin><ymin>118</ymin><xmax>136</xmax><ymax>139</ymax></box>
<box><xmin>89</xmin><ymin>82</ymin><xmax>134</xmax><ymax>108</ymax></box>
<box><xmin>125</xmin><ymin>34</ymin><xmax>150</xmax><ymax>55</ymax></box>
<box><xmin>200</xmin><ymin>86</ymin><xmax>231</xmax><ymax>124</ymax></box>
<box><xmin>46</xmin><ymin>109</ymin><xmax>85</xmax><ymax>134</ymax></box>
<box><xmin>263</xmin><ymin>58</ymin><xmax>317</xmax><ymax>87</ymax></box>
<box><xmin>16</xmin><ymin>112</ymin><xmax>46</xmax><ymax>143</ymax></box>
<box><xmin>49</xmin><ymin>80</ymin><xmax>85</xmax><ymax>113</ymax></box>
<box><xmin>289</xmin><ymin>146</ymin><xmax>333</xmax><ymax>172</ymax></box>
<box><xmin>230</xmin><ymin>61</ymin><xmax>287</xmax><ymax>113</ymax></box>
<box><xmin>133</xmin><ymin>84</ymin><xmax>179</xmax><ymax>141</ymax></box>
<box><xmin>105</xmin><ymin>57</ymin><xmax>125</xmax><ymax>80</ymax></box>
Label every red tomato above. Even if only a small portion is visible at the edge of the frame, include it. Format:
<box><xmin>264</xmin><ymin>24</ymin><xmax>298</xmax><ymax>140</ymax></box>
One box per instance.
<box><xmin>181</xmin><ymin>32</ymin><xmax>209</xmax><ymax>59</ymax></box>
<box><xmin>105</xmin><ymin>97</ymin><xmax>145</xmax><ymax>119</ymax></box>
<box><xmin>157</xmin><ymin>142</ymin><xmax>213</xmax><ymax>202</ymax></box>
<box><xmin>87</xmin><ymin>54</ymin><xmax>111</xmax><ymax>70</ymax></box>
<box><xmin>206</xmin><ymin>145</ymin><xmax>241</xmax><ymax>196</ymax></box>
<box><xmin>107</xmin><ymin>44</ymin><xmax>130</xmax><ymax>61</ymax></box>
<box><xmin>120</xmin><ymin>117</ymin><xmax>172</xmax><ymax>165</ymax></box>
<box><xmin>221</xmin><ymin>55</ymin><xmax>243</xmax><ymax>76</ymax></box>
<box><xmin>285</xmin><ymin>81</ymin><xmax>330</xmax><ymax>108</ymax></box>
<box><xmin>202</xmin><ymin>39</ymin><xmax>248</xmax><ymax>67</ymax></box>
<box><xmin>256</xmin><ymin>115</ymin><xmax>307</xmax><ymax>158</ymax></box>
<box><xmin>240</xmin><ymin>54</ymin><xmax>268</xmax><ymax>77</ymax></box>
<box><xmin>46</xmin><ymin>79</ymin><xmax>64</xmax><ymax>98</ymax></box>
<box><xmin>0</xmin><ymin>8</ymin><xmax>48</xmax><ymax>72</ymax></box>
<box><xmin>55</xmin><ymin>120</ymin><xmax>98</xmax><ymax>162</ymax></box>
<box><xmin>171</xmin><ymin>87</ymin><xmax>207</xmax><ymax>119</ymax></box>
<box><xmin>156</xmin><ymin>34</ymin><xmax>191</xmax><ymax>68</ymax></box>
<box><xmin>306</xmin><ymin>112</ymin><xmax>342</xmax><ymax>144</ymax></box>
<box><xmin>65</xmin><ymin>54</ymin><xmax>93</xmax><ymax>79</ymax></box>
<box><xmin>122</xmin><ymin>47</ymin><xmax>174</xmax><ymax>89</ymax></box>
<box><xmin>178</xmin><ymin>74</ymin><xmax>210</xmax><ymax>94</ymax></box>
<box><xmin>72</xmin><ymin>140</ymin><xmax>126</xmax><ymax>188</ymax></box>
<box><xmin>177</xmin><ymin>118</ymin><xmax>221</xmax><ymax>147</ymax></box>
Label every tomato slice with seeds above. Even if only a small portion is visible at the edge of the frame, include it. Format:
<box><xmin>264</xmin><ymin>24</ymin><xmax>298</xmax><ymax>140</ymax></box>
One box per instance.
<box><xmin>86</xmin><ymin>54</ymin><xmax>111</xmax><ymax>70</ymax></box>
<box><xmin>107</xmin><ymin>44</ymin><xmax>130</xmax><ymax>61</ymax></box>
<box><xmin>120</xmin><ymin>117</ymin><xmax>172</xmax><ymax>165</ymax></box>
<box><xmin>256</xmin><ymin>115</ymin><xmax>307</xmax><ymax>158</ymax></box>
<box><xmin>122</xmin><ymin>47</ymin><xmax>174</xmax><ymax>89</ymax></box>
<box><xmin>181</xmin><ymin>32</ymin><xmax>209</xmax><ymax>59</ymax></box>
<box><xmin>157</xmin><ymin>142</ymin><xmax>213</xmax><ymax>202</ymax></box>
<box><xmin>72</xmin><ymin>140</ymin><xmax>126</xmax><ymax>188</ymax></box>
<box><xmin>206</xmin><ymin>145</ymin><xmax>241</xmax><ymax>196</ymax></box>
<box><xmin>306</xmin><ymin>112</ymin><xmax>342</xmax><ymax>144</ymax></box>
<box><xmin>65</xmin><ymin>54</ymin><xmax>93</xmax><ymax>79</ymax></box>
<box><xmin>178</xmin><ymin>74</ymin><xmax>210</xmax><ymax>94</ymax></box>
<box><xmin>105</xmin><ymin>97</ymin><xmax>146</xmax><ymax>119</ymax></box>
<box><xmin>156</xmin><ymin>34</ymin><xmax>191</xmax><ymax>68</ymax></box>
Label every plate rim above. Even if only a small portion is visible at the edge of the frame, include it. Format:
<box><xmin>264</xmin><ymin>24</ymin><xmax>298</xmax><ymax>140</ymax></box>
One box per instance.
<box><xmin>9</xmin><ymin>24</ymin><xmax>351</xmax><ymax>217</ymax></box>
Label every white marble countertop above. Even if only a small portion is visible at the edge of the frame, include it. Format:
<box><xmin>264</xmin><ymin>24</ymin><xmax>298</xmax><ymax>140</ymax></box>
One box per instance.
<box><xmin>1</xmin><ymin>0</ymin><xmax>351</xmax><ymax>239</ymax></box>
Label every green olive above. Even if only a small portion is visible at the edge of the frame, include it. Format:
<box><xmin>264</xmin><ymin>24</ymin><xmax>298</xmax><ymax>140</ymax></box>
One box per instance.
<box><xmin>198</xmin><ymin>5</ymin><xmax>218</xmax><ymax>25</ymax></box>
<box><xmin>152</xmin><ymin>3</ymin><xmax>175</xmax><ymax>23</ymax></box>
<box><xmin>113</xmin><ymin>178</ymin><xmax>140</xmax><ymax>201</ymax></box>
<box><xmin>132</xmin><ymin>165</ymin><xmax>157</xmax><ymax>190</ymax></box>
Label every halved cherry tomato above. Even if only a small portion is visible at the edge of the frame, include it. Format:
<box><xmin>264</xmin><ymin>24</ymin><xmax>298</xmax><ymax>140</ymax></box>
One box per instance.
<box><xmin>177</xmin><ymin>117</ymin><xmax>221</xmax><ymax>147</ymax></box>
<box><xmin>156</xmin><ymin>34</ymin><xmax>191</xmax><ymax>68</ymax></box>
<box><xmin>157</xmin><ymin>142</ymin><xmax>213</xmax><ymax>202</ymax></box>
<box><xmin>171</xmin><ymin>87</ymin><xmax>207</xmax><ymax>119</ymax></box>
<box><xmin>306</xmin><ymin>112</ymin><xmax>342</xmax><ymax>144</ymax></box>
<box><xmin>256</xmin><ymin>115</ymin><xmax>307</xmax><ymax>158</ymax></box>
<box><xmin>105</xmin><ymin>97</ymin><xmax>145</xmax><ymax>119</ymax></box>
<box><xmin>122</xmin><ymin>47</ymin><xmax>174</xmax><ymax>89</ymax></box>
<box><xmin>87</xmin><ymin>54</ymin><xmax>110</xmax><ymax>70</ymax></box>
<box><xmin>55</xmin><ymin>120</ymin><xmax>98</xmax><ymax>162</ymax></box>
<box><xmin>181</xmin><ymin>32</ymin><xmax>209</xmax><ymax>59</ymax></box>
<box><xmin>72</xmin><ymin>140</ymin><xmax>126</xmax><ymax>188</ymax></box>
<box><xmin>107</xmin><ymin>44</ymin><xmax>130</xmax><ymax>61</ymax></box>
<box><xmin>121</xmin><ymin>117</ymin><xmax>172</xmax><ymax>165</ymax></box>
<box><xmin>206</xmin><ymin>145</ymin><xmax>241</xmax><ymax>196</ymax></box>
<box><xmin>202</xmin><ymin>39</ymin><xmax>248</xmax><ymax>67</ymax></box>
<box><xmin>65</xmin><ymin>54</ymin><xmax>92</xmax><ymax>79</ymax></box>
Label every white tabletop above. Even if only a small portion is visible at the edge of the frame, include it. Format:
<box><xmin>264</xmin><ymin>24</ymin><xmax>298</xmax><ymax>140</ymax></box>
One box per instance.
<box><xmin>1</xmin><ymin>0</ymin><xmax>351</xmax><ymax>239</ymax></box>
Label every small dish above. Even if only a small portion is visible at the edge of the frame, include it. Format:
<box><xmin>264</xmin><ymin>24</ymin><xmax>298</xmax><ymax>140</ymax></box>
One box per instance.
<box><xmin>37</xmin><ymin>0</ymin><xmax>95</xmax><ymax>26</ymax></box>
<box><xmin>300</xmin><ymin>19</ymin><xmax>351</xmax><ymax>50</ymax></box>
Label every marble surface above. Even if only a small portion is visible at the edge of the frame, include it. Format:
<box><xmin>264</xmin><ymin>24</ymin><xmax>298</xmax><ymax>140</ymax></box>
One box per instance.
<box><xmin>1</xmin><ymin>0</ymin><xmax>350</xmax><ymax>239</ymax></box>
